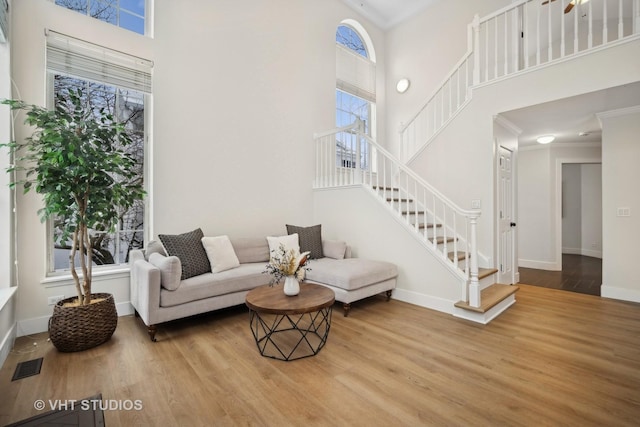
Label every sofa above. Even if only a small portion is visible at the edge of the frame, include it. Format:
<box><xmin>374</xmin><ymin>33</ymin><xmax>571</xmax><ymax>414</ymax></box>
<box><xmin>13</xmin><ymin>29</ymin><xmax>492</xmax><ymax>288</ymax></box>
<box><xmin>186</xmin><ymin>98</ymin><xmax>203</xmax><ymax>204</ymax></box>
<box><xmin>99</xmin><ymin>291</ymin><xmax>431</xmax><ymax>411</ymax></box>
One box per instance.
<box><xmin>129</xmin><ymin>227</ymin><xmax>398</xmax><ymax>341</ymax></box>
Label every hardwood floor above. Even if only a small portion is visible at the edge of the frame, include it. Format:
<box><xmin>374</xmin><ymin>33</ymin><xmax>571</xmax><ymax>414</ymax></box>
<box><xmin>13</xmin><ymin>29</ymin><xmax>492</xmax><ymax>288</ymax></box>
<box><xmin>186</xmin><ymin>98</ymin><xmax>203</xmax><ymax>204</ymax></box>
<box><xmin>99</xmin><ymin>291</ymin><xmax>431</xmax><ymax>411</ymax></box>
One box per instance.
<box><xmin>519</xmin><ymin>254</ymin><xmax>602</xmax><ymax>296</ymax></box>
<box><xmin>1</xmin><ymin>285</ymin><xmax>639</xmax><ymax>426</ymax></box>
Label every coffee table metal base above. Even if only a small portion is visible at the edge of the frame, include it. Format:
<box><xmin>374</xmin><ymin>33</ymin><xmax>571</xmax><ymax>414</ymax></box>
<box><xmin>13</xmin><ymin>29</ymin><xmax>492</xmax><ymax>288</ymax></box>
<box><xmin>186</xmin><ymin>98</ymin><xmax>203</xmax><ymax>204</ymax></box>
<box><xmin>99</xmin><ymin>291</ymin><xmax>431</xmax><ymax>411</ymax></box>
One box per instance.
<box><xmin>249</xmin><ymin>307</ymin><xmax>332</xmax><ymax>361</ymax></box>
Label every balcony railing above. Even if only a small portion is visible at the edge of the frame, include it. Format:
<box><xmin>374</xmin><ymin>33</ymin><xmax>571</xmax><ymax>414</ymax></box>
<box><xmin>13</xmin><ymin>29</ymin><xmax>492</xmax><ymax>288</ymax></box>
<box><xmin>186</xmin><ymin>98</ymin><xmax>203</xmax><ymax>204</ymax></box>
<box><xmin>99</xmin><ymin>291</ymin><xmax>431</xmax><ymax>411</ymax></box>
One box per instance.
<box><xmin>400</xmin><ymin>0</ymin><xmax>640</xmax><ymax>162</ymax></box>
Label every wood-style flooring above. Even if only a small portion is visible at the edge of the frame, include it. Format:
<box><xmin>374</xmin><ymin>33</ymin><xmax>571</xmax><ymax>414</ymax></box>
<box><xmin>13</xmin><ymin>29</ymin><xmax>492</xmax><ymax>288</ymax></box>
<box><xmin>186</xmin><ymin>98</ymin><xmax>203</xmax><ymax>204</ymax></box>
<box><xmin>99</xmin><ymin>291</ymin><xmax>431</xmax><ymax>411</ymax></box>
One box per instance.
<box><xmin>519</xmin><ymin>254</ymin><xmax>602</xmax><ymax>296</ymax></box>
<box><xmin>1</xmin><ymin>284</ymin><xmax>639</xmax><ymax>426</ymax></box>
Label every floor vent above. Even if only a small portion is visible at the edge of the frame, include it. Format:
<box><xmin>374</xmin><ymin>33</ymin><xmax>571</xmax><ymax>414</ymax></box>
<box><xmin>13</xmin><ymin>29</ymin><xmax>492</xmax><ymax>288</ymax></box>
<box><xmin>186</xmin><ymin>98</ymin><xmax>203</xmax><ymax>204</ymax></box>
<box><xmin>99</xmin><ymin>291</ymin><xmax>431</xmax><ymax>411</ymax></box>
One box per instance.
<box><xmin>11</xmin><ymin>357</ymin><xmax>43</xmax><ymax>381</ymax></box>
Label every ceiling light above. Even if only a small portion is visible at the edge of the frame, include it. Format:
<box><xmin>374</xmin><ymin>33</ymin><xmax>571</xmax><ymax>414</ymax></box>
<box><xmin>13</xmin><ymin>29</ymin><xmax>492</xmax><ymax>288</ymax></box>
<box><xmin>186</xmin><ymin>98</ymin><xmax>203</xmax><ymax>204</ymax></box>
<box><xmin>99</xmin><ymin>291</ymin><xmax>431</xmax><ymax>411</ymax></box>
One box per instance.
<box><xmin>396</xmin><ymin>78</ymin><xmax>410</xmax><ymax>94</ymax></box>
<box><xmin>536</xmin><ymin>135</ymin><xmax>555</xmax><ymax>144</ymax></box>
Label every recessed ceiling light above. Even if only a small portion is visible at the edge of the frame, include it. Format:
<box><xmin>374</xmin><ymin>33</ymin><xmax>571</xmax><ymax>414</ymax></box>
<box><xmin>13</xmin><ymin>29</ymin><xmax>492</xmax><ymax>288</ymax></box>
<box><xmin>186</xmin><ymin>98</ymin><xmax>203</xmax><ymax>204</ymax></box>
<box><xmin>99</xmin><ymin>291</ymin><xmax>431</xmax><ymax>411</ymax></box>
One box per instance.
<box><xmin>536</xmin><ymin>135</ymin><xmax>555</xmax><ymax>144</ymax></box>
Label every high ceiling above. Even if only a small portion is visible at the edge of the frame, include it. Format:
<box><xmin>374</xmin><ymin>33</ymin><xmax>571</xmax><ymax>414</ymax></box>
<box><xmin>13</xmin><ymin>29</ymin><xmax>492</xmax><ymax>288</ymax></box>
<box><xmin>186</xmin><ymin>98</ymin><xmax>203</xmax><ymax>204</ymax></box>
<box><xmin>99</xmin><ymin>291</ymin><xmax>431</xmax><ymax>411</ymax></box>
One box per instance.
<box><xmin>340</xmin><ymin>0</ymin><xmax>439</xmax><ymax>30</ymax></box>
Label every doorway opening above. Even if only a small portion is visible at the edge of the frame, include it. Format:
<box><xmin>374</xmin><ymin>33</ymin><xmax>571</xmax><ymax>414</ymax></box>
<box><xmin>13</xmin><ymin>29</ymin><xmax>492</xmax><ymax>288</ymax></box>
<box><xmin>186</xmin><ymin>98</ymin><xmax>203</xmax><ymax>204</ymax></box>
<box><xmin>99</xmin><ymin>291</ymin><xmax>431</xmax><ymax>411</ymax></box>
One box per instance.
<box><xmin>519</xmin><ymin>161</ymin><xmax>602</xmax><ymax>296</ymax></box>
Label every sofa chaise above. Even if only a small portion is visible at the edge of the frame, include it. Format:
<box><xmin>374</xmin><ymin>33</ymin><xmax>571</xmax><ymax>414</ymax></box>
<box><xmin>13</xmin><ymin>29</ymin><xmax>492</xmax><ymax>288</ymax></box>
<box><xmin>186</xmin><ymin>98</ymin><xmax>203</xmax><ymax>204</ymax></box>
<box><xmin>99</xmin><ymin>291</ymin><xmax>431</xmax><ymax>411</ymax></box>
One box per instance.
<box><xmin>129</xmin><ymin>227</ymin><xmax>397</xmax><ymax>341</ymax></box>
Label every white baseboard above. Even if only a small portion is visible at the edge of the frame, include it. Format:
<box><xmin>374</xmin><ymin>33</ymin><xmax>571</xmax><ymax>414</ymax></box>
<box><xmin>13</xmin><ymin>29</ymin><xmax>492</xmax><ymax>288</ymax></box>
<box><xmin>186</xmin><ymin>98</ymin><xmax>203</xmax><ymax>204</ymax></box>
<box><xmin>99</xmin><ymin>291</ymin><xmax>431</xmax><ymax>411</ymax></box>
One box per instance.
<box><xmin>601</xmin><ymin>285</ymin><xmax>640</xmax><ymax>304</ymax></box>
<box><xmin>562</xmin><ymin>248</ymin><xmax>603</xmax><ymax>259</ymax></box>
<box><xmin>391</xmin><ymin>288</ymin><xmax>455</xmax><ymax>315</ymax></box>
<box><xmin>562</xmin><ymin>247</ymin><xmax>580</xmax><ymax>255</ymax></box>
<box><xmin>17</xmin><ymin>301</ymin><xmax>134</xmax><ymax>337</ymax></box>
<box><xmin>0</xmin><ymin>323</ymin><xmax>17</xmax><ymax>370</ymax></box>
<box><xmin>518</xmin><ymin>259</ymin><xmax>560</xmax><ymax>271</ymax></box>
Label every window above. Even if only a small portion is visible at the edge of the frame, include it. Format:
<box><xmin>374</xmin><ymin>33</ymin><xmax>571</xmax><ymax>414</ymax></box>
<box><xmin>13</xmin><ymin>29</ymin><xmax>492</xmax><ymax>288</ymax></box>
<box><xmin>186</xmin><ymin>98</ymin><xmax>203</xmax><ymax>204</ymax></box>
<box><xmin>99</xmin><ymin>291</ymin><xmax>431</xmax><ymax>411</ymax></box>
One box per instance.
<box><xmin>46</xmin><ymin>31</ymin><xmax>151</xmax><ymax>273</ymax></box>
<box><xmin>335</xmin><ymin>22</ymin><xmax>376</xmax><ymax>170</ymax></box>
<box><xmin>54</xmin><ymin>0</ymin><xmax>147</xmax><ymax>35</ymax></box>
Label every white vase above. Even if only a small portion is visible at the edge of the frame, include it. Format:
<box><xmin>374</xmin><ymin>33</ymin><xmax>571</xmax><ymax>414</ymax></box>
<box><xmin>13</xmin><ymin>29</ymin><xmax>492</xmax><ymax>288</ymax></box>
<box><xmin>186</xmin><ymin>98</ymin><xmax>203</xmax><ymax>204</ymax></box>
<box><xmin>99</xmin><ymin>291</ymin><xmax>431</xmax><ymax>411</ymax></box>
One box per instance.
<box><xmin>283</xmin><ymin>276</ymin><xmax>300</xmax><ymax>296</ymax></box>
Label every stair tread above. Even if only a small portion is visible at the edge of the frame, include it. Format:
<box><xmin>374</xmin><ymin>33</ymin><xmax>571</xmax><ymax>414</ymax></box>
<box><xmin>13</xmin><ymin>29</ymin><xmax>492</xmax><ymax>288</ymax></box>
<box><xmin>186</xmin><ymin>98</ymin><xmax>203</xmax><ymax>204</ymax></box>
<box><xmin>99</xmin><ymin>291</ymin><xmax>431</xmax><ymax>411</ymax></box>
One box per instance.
<box><xmin>430</xmin><ymin>236</ymin><xmax>456</xmax><ymax>244</ymax></box>
<box><xmin>448</xmin><ymin>251</ymin><xmax>466</xmax><ymax>262</ymax></box>
<box><xmin>478</xmin><ymin>268</ymin><xmax>499</xmax><ymax>280</ymax></box>
<box><xmin>414</xmin><ymin>222</ymin><xmax>441</xmax><ymax>229</ymax></box>
<box><xmin>454</xmin><ymin>283</ymin><xmax>519</xmax><ymax>313</ymax></box>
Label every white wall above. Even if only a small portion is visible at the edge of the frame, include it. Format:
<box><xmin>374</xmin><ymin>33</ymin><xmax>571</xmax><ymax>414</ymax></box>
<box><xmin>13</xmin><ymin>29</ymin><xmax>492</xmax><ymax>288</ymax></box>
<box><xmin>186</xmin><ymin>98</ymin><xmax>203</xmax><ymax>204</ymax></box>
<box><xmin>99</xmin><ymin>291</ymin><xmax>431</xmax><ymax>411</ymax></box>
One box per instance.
<box><xmin>561</xmin><ymin>163</ymin><xmax>603</xmax><ymax>258</ymax></box>
<box><xmin>518</xmin><ymin>146</ymin><xmax>553</xmax><ymax>268</ymax></box>
<box><xmin>600</xmin><ymin>106</ymin><xmax>640</xmax><ymax>303</ymax></box>
<box><xmin>384</xmin><ymin>0</ymin><xmax>512</xmax><ymax>156</ymax></box>
<box><xmin>8</xmin><ymin>0</ymin><xmax>387</xmax><ymax>335</ymax></box>
<box><xmin>580</xmin><ymin>164</ymin><xmax>602</xmax><ymax>257</ymax></box>
<box><xmin>152</xmin><ymin>0</ymin><xmax>385</xmax><ymax>238</ymax></box>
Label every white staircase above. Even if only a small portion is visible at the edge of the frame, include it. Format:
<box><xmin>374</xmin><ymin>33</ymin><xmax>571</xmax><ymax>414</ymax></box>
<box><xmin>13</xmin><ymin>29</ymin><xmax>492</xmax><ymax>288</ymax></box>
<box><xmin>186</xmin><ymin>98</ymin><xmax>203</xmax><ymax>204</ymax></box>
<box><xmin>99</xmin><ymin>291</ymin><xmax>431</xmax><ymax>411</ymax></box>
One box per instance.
<box><xmin>313</xmin><ymin>122</ymin><xmax>519</xmax><ymax>322</ymax></box>
<box><xmin>400</xmin><ymin>0</ymin><xmax>640</xmax><ymax>163</ymax></box>
<box><xmin>312</xmin><ymin>0</ymin><xmax>640</xmax><ymax>322</ymax></box>
<box><xmin>312</xmin><ymin>122</ymin><xmax>515</xmax><ymax>321</ymax></box>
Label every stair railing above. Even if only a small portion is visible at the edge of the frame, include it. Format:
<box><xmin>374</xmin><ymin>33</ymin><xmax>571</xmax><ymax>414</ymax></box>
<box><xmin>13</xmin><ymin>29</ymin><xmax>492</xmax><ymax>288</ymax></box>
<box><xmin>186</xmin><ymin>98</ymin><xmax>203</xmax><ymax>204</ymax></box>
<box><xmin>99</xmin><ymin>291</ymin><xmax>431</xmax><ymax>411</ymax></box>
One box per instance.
<box><xmin>314</xmin><ymin>122</ymin><xmax>482</xmax><ymax>306</ymax></box>
<box><xmin>400</xmin><ymin>0</ymin><xmax>640</xmax><ymax>163</ymax></box>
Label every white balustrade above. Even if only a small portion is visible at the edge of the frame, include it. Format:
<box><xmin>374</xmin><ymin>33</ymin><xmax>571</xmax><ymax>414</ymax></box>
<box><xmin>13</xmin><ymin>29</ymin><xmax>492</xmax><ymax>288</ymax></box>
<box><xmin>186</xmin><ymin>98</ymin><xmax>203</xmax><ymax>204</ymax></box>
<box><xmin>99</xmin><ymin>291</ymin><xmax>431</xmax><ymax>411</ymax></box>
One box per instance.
<box><xmin>400</xmin><ymin>0</ymin><xmax>640</xmax><ymax>163</ymax></box>
<box><xmin>314</xmin><ymin>124</ymin><xmax>481</xmax><ymax>305</ymax></box>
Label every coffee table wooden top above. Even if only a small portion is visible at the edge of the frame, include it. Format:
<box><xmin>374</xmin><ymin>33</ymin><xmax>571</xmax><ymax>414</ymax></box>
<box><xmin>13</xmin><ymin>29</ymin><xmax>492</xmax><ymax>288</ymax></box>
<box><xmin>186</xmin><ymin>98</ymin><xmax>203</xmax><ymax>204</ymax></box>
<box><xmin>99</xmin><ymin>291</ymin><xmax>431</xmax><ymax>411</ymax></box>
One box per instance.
<box><xmin>245</xmin><ymin>282</ymin><xmax>335</xmax><ymax>315</ymax></box>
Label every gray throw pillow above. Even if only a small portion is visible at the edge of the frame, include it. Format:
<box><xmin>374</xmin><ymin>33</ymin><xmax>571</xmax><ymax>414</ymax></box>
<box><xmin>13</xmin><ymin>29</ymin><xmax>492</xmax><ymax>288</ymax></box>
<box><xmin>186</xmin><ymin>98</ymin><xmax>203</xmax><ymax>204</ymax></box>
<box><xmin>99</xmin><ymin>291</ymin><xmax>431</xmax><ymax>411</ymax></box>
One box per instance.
<box><xmin>149</xmin><ymin>253</ymin><xmax>182</xmax><ymax>291</ymax></box>
<box><xmin>144</xmin><ymin>240</ymin><xmax>167</xmax><ymax>261</ymax></box>
<box><xmin>286</xmin><ymin>224</ymin><xmax>323</xmax><ymax>259</ymax></box>
<box><xmin>158</xmin><ymin>228</ymin><xmax>211</xmax><ymax>280</ymax></box>
<box><xmin>323</xmin><ymin>240</ymin><xmax>347</xmax><ymax>260</ymax></box>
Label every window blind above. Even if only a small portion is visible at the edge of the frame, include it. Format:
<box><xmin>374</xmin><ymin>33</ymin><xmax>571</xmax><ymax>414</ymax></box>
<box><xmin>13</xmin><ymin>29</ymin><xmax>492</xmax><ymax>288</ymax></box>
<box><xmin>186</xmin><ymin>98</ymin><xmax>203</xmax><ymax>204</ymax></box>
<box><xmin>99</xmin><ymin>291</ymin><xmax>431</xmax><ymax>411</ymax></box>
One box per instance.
<box><xmin>46</xmin><ymin>30</ymin><xmax>152</xmax><ymax>94</ymax></box>
<box><xmin>336</xmin><ymin>43</ymin><xmax>376</xmax><ymax>103</ymax></box>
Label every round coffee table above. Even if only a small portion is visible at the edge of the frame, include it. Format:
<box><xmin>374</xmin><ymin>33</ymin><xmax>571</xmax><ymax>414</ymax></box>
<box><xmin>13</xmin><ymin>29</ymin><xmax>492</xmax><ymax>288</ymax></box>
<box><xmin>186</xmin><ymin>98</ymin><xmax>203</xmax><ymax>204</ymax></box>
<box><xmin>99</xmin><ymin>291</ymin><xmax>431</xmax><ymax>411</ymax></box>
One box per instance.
<box><xmin>245</xmin><ymin>282</ymin><xmax>335</xmax><ymax>361</ymax></box>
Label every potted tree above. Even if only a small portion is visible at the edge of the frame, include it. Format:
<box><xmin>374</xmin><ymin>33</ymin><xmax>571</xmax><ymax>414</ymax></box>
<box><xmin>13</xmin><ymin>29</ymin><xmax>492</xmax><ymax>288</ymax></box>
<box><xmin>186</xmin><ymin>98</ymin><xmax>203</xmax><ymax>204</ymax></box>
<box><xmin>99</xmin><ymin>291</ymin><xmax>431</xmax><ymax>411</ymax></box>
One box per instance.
<box><xmin>1</xmin><ymin>88</ymin><xmax>145</xmax><ymax>352</ymax></box>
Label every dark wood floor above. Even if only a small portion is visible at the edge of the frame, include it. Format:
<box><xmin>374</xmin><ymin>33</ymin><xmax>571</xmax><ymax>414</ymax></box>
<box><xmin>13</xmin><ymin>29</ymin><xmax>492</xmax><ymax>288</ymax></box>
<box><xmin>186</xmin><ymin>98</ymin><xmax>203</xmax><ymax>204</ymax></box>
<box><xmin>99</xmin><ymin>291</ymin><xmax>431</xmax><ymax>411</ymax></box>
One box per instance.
<box><xmin>519</xmin><ymin>254</ymin><xmax>602</xmax><ymax>296</ymax></box>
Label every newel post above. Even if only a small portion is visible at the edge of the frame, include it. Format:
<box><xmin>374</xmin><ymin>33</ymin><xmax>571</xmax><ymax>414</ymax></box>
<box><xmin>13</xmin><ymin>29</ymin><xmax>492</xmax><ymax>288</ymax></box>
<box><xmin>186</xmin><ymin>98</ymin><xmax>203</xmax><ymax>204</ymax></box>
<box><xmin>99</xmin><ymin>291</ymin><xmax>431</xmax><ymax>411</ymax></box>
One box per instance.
<box><xmin>468</xmin><ymin>214</ymin><xmax>480</xmax><ymax>308</ymax></box>
<box><xmin>472</xmin><ymin>14</ymin><xmax>481</xmax><ymax>86</ymax></box>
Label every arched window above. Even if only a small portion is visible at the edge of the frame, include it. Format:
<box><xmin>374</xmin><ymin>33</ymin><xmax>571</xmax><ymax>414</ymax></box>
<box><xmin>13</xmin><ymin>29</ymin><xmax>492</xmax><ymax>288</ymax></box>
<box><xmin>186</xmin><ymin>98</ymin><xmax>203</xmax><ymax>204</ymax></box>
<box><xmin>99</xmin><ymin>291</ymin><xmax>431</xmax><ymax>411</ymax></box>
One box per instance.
<box><xmin>335</xmin><ymin>22</ymin><xmax>376</xmax><ymax>135</ymax></box>
<box><xmin>335</xmin><ymin>20</ymin><xmax>376</xmax><ymax>170</ymax></box>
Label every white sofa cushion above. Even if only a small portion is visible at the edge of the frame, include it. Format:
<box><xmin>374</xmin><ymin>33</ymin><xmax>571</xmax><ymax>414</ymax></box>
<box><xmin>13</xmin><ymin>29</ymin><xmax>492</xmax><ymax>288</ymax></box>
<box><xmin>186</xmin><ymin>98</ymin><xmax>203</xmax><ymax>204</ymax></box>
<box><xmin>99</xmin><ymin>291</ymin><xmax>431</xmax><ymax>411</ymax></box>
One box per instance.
<box><xmin>149</xmin><ymin>253</ymin><xmax>182</xmax><ymax>291</ymax></box>
<box><xmin>159</xmin><ymin>263</ymin><xmax>268</xmax><ymax>307</ymax></box>
<box><xmin>322</xmin><ymin>240</ymin><xmax>347</xmax><ymax>260</ymax></box>
<box><xmin>266</xmin><ymin>234</ymin><xmax>300</xmax><ymax>260</ymax></box>
<box><xmin>230</xmin><ymin>237</ymin><xmax>270</xmax><ymax>263</ymax></box>
<box><xmin>201</xmin><ymin>235</ymin><xmax>240</xmax><ymax>273</ymax></box>
<box><xmin>305</xmin><ymin>258</ymin><xmax>398</xmax><ymax>291</ymax></box>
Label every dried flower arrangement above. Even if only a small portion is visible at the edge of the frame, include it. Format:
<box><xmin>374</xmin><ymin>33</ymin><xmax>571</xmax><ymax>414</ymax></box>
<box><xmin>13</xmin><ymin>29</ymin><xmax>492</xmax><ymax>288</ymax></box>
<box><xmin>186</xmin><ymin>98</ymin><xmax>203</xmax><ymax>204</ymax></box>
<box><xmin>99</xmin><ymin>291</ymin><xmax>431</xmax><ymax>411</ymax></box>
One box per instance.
<box><xmin>263</xmin><ymin>243</ymin><xmax>310</xmax><ymax>285</ymax></box>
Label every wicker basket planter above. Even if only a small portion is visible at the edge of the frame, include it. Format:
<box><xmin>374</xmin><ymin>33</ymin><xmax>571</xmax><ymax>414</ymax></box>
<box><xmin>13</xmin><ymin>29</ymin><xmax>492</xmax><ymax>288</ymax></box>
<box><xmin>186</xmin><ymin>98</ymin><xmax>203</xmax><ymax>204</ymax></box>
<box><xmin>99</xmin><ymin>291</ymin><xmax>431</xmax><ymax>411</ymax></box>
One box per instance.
<box><xmin>48</xmin><ymin>293</ymin><xmax>118</xmax><ymax>352</ymax></box>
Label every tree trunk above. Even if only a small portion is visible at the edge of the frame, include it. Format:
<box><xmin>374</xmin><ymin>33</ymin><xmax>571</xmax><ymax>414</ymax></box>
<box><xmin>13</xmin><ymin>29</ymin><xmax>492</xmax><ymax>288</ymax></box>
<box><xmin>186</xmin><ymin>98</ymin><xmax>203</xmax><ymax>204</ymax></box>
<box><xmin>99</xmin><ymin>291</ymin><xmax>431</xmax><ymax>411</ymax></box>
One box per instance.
<box><xmin>69</xmin><ymin>229</ymin><xmax>82</xmax><ymax>302</ymax></box>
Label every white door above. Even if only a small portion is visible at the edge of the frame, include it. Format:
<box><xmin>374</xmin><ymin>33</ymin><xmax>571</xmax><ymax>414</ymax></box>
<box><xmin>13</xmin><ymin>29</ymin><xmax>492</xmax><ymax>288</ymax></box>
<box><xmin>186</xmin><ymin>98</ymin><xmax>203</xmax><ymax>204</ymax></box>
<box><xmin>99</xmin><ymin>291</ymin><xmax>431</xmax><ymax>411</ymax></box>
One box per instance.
<box><xmin>498</xmin><ymin>146</ymin><xmax>516</xmax><ymax>284</ymax></box>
